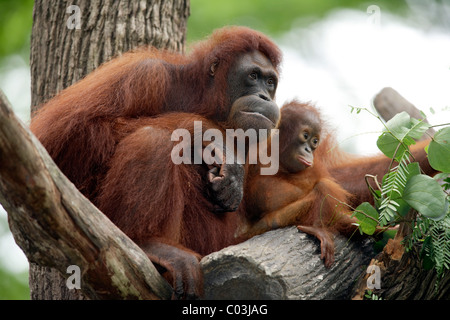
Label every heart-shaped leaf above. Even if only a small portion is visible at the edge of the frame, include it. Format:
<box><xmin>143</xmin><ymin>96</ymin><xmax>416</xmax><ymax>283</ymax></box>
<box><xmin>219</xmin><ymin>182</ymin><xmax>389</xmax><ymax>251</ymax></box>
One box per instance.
<box><xmin>353</xmin><ymin>202</ymin><xmax>379</xmax><ymax>235</ymax></box>
<box><xmin>403</xmin><ymin>174</ymin><xmax>447</xmax><ymax>221</ymax></box>
<box><xmin>428</xmin><ymin>127</ymin><xmax>450</xmax><ymax>172</ymax></box>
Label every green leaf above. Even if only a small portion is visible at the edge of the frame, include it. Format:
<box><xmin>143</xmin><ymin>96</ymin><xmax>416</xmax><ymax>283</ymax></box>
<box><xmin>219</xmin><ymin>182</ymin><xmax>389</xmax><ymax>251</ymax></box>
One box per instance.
<box><xmin>403</xmin><ymin>174</ymin><xmax>447</xmax><ymax>221</ymax></box>
<box><xmin>353</xmin><ymin>202</ymin><xmax>379</xmax><ymax>235</ymax></box>
<box><xmin>409</xmin><ymin>118</ymin><xmax>431</xmax><ymax>140</ymax></box>
<box><xmin>384</xmin><ymin>112</ymin><xmax>411</xmax><ymax>139</ymax></box>
<box><xmin>395</xmin><ymin>198</ymin><xmax>411</xmax><ymax>217</ymax></box>
<box><xmin>385</xmin><ymin>112</ymin><xmax>430</xmax><ymax>142</ymax></box>
<box><xmin>406</xmin><ymin>162</ymin><xmax>421</xmax><ymax>179</ymax></box>
<box><xmin>377</xmin><ymin>132</ymin><xmax>408</xmax><ymax>160</ymax></box>
<box><xmin>433</xmin><ymin>172</ymin><xmax>450</xmax><ymax>181</ymax></box>
<box><xmin>428</xmin><ymin>127</ymin><xmax>450</xmax><ymax>172</ymax></box>
<box><xmin>420</xmin><ymin>236</ymin><xmax>435</xmax><ymax>270</ymax></box>
<box><xmin>377</xmin><ymin>113</ymin><xmax>431</xmax><ymax>160</ymax></box>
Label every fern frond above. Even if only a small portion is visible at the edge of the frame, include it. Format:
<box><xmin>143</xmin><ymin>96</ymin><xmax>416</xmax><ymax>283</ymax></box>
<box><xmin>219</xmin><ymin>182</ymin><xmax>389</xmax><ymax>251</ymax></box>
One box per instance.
<box><xmin>430</xmin><ymin>217</ymin><xmax>450</xmax><ymax>276</ymax></box>
<box><xmin>378</xmin><ymin>153</ymin><xmax>411</xmax><ymax>226</ymax></box>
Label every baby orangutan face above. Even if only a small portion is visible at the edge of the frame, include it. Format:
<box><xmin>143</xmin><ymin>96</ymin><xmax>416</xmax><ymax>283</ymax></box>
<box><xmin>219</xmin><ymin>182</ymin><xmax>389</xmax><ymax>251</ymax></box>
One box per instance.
<box><xmin>280</xmin><ymin>112</ymin><xmax>321</xmax><ymax>173</ymax></box>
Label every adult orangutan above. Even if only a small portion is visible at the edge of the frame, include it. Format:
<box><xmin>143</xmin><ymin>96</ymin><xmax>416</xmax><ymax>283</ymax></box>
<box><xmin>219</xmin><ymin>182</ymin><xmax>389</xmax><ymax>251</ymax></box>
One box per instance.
<box><xmin>30</xmin><ymin>26</ymin><xmax>282</xmax><ymax>299</ymax></box>
<box><xmin>30</xmin><ymin>26</ymin><xmax>282</xmax><ymax>203</ymax></box>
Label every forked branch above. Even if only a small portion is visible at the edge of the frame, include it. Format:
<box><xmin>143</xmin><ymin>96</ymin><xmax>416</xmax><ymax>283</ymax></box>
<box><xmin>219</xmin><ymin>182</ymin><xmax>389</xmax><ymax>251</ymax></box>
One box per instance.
<box><xmin>0</xmin><ymin>89</ymin><xmax>172</xmax><ymax>300</ymax></box>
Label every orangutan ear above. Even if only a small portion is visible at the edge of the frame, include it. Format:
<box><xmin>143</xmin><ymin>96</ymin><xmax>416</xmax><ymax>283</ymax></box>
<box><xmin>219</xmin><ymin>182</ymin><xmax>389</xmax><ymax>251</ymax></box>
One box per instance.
<box><xmin>209</xmin><ymin>59</ymin><xmax>219</xmax><ymax>76</ymax></box>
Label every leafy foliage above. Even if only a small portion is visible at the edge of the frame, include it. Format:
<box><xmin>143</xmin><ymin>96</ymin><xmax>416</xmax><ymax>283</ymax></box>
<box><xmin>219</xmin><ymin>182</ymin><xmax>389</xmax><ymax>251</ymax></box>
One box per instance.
<box><xmin>378</xmin><ymin>155</ymin><xmax>411</xmax><ymax>226</ymax></box>
<box><xmin>403</xmin><ymin>174</ymin><xmax>447</xmax><ymax>221</ymax></box>
<box><xmin>351</xmin><ymin>107</ymin><xmax>450</xmax><ymax>281</ymax></box>
<box><xmin>364</xmin><ymin>289</ymin><xmax>383</xmax><ymax>300</ymax></box>
<box><xmin>353</xmin><ymin>202</ymin><xmax>378</xmax><ymax>235</ymax></box>
<box><xmin>428</xmin><ymin>127</ymin><xmax>450</xmax><ymax>172</ymax></box>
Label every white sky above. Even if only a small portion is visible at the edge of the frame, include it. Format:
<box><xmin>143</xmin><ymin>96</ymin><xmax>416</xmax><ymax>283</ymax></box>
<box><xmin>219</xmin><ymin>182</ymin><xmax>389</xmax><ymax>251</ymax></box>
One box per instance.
<box><xmin>1</xmin><ymin>6</ymin><xmax>450</xmax><ymax>274</ymax></box>
<box><xmin>276</xmin><ymin>8</ymin><xmax>450</xmax><ymax>155</ymax></box>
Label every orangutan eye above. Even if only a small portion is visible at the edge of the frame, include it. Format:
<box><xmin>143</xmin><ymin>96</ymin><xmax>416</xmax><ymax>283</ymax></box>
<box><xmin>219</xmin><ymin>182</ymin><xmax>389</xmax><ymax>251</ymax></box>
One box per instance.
<box><xmin>303</xmin><ymin>132</ymin><xmax>309</xmax><ymax>140</ymax></box>
<box><xmin>267</xmin><ymin>78</ymin><xmax>274</xmax><ymax>85</ymax></box>
<box><xmin>249</xmin><ymin>72</ymin><xmax>257</xmax><ymax>80</ymax></box>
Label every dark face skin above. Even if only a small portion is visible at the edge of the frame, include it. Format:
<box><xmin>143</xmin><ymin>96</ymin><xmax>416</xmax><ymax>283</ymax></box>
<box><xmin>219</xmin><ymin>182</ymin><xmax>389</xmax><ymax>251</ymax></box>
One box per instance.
<box><xmin>225</xmin><ymin>51</ymin><xmax>280</xmax><ymax>131</ymax></box>
<box><xmin>204</xmin><ymin>51</ymin><xmax>280</xmax><ymax>213</ymax></box>
<box><xmin>280</xmin><ymin>115</ymin><xmax>321</xmax><ymax>173</ymax></box>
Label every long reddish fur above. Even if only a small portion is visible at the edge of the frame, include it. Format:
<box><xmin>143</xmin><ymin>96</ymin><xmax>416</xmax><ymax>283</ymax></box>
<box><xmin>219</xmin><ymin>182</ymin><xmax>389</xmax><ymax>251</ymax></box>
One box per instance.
<box><xmin>96</xmin><ymin>113</ymin><xmax>240</xmax><ymax>255</ymax></box>
<box><xmin>240</xmin><ymin>101</ymin><xmax>356</xmax><ymax>237</ymax></box>
<box><xmin>30</xmin><ymin>26</ymin><xmax>282</xmax><ymax>200</ymax></box>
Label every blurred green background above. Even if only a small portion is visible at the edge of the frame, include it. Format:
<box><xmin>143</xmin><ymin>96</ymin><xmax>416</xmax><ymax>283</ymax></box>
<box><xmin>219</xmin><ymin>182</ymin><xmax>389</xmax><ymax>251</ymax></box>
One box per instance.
<box><xmin>2</xmin><ymin>0</ymin><xmax>450</xmax><ymax>300</ymax></box>
<box><xmin>0</xmin><ymin>0</ymin><xmax>408</xmax><ymax>62</ymax></box>
<box><xmin>187</xmin><ymin>0</ymin><xmax>407</xmax><ymax>41</ymax></box>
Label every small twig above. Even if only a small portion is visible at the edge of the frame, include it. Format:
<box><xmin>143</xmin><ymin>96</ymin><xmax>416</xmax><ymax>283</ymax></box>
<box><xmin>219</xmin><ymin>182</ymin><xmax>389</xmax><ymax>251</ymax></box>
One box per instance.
<box><xmin>365</xmin><ymin>174</ymin><xmax>381</xmax><ymax>198</ymax></box>
<box><xmin>430</xmin><ymin>123</ymin><xmax>450</xmax><ymax>128</ymax></box>
<box><xmin>324</xmin><ymin>194</ymin><xmax>379</xmax><ymax>224</ymax></box>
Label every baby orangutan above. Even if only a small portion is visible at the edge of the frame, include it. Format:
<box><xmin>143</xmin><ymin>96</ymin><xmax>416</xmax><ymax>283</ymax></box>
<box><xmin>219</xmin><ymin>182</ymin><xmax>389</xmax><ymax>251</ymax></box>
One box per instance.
<box><xmin>240</xmin><ymin>101</ymin><xmax>358</xmax><ymax>267</ymax></box>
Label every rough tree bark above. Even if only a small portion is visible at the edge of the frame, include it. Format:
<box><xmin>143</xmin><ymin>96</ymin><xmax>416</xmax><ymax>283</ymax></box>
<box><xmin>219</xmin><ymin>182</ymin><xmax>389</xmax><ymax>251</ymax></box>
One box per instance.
<box><xmin>27</xmin><ymin>0</ymin><xmax>189</xmax><ymax>299</ymax></box>
<box><xmin>0</xmin><ymin>90</ymin><xmax>173</xmax><ymax>300</ymax></box>
<box><xmin>31</xmin><ymin>0</ymin><xmax>189</xmax><ymax>111</ymax></box>
<box><xmin>202</xmin><ymin>227</ymin><xmax>375</xmax><ymax>299</ymax></box>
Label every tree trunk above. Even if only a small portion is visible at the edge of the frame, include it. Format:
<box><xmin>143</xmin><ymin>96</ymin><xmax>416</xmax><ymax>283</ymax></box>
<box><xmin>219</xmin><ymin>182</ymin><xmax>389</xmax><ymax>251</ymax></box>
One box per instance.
<box><xmin>27</xmin><ymin>0</ymin><xmax>189</xmax><ymax>299</ymax></box>
<box><xmin>31</xmin><ymin>0</ymin><xmax>189</xmax><ymax>111</ymax></box>
<box><xmin>351</xmin><ymin>238</ymin><xmax>450</xmax><ymax>299</ymax></box>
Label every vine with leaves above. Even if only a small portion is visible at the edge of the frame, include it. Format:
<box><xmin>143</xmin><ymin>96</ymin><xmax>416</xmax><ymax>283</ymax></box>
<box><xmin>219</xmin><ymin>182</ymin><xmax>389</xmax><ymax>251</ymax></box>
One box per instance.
<box><xmin>349</xmin><ymin>107</ymin><xmax>450</xmax><ymax>286</ymax></box>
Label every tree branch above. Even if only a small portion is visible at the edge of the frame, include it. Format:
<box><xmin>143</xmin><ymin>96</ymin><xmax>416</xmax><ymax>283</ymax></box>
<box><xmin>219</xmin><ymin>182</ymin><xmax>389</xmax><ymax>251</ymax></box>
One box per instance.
<box><xmin>0</xmin><ymin>89</ymin><xmax>172</xmax><ymax>300</ymax></box>
<box><xmin>373</xmin><ymin>87</ymin><xmax>435</xmax><ymax>139</ymax></box>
